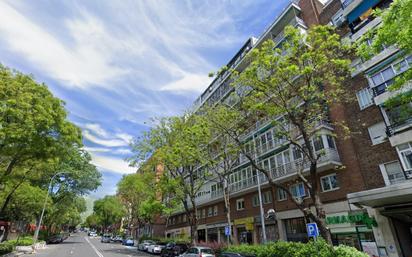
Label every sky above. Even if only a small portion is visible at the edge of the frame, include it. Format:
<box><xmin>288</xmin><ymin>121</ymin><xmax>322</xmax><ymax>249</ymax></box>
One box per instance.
<box><xmin>0</xmin><ymin>0</ymin><xmax>289</xmax><ymax>199</ymax></box>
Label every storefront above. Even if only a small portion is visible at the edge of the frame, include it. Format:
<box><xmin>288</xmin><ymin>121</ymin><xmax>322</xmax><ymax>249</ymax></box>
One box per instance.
<box><xmin>348</xmin><ymin>182</ymin><xmax>412</xmax><ymax>257</ymax></box>
<box><xmin>283</xmin><ymin>217</ymin><xmax>308</xmax><ymax>242</ymax></box>
<box><xmin>166</xmin><ymin>226</ymin><xmax>191</xmax><ymax>239</ymax></box>
<box><xmin>326</xmin><ymin>211</ymin><xmax>376</xmax><ymax>251</ymax></box>
<box><xmin>255</xmin><ymin>217</ymin><xmax>279</xmax><ymax>243</ymax></box>
<box><xmin>234</xmin><ymin>217</ymin><xmax>254</xmax><ymax>244</ymax></box>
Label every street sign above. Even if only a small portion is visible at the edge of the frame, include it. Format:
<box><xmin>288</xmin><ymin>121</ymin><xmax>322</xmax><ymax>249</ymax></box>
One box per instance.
<box><xmin>224</xmin><ymin>226</ymin><xmax>231</xmax><ymax>236</ymax></box>
<box><xmin>306</xmin><ymin>222</ymin><xmax>319</xmax><ymax>237</ymax></box>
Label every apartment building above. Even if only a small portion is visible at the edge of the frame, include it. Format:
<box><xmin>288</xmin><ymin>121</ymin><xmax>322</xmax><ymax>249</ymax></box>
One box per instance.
<box><xmin>165</xmin><ymin>0</ymin><xmax>411</xmax><ymax>256</ymax></box>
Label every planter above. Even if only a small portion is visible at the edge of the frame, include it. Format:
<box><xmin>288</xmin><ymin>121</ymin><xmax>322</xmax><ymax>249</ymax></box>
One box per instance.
<box><xmin>15</xmin><ymin>246</ymin><xmax>33</xmax><ymax>254</ymax></box>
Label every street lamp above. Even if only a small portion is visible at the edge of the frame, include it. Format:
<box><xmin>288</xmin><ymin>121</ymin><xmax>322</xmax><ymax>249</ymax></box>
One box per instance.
<box><xmin>33</xmin><ymin>172</ymin><xmax>68</xmax><ymax>243</ymax></box>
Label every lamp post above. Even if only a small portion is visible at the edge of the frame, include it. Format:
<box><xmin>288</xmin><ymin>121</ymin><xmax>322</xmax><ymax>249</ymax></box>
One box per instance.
<box><xmin>33</xmin><ymin>172</ymin><xmax>67</xmax><ymax>243</ymax></box>
<box><xmin>252</xmin><ymin>132</ymin><xmax>267</xmax><ymax>244</ymax></box>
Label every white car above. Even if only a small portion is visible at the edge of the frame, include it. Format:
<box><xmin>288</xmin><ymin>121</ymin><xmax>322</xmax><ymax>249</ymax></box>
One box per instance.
<box><xmin>151</xmin><ymin>243</ymin><xmax>167</xmax><ymax>254</ymax></box>
<box><xmin>181</xmin><ymin>247</ymin><xmax>215</xmax><ymax>257</ymax></box>
<box><xmin>138</xmin><ymin>240</ymin><xmax>155</xmax><ymax>251</ymax></box>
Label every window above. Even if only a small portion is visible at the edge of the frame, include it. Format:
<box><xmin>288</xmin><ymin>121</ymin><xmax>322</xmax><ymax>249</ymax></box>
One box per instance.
<box><xmin>356</xmin><ymin>88</ymin><xmax>373</xmax><ymax>110</ymax></box>
<box><xmin>208</xmin><ymin>207</ymin><xmax>213</xmax><ymax>217</ymax></box>
<box><xmin>213</xmin><ymin>205</ymin><xmax>218</xmax><ymax>216</ymax></box>
<box><xmin>263</xmin><ymin>191</ymin><xmax>272</xmax><ymax>204</ymax></box>
<box><xmin>252</xmin><ymin>195</ymin><xmax>259</xmax><ymax>207</ymax></box>
<box><xmin>326</xmin><ymin>135</ymin><xmax>336</xmax><ymax>149</ymax></box>
<box><xmin>312</xmin><ymin>136</ymin><xmax>324</xmax><ymax>152</ymax></box>
<box><xmin>236</xmin><ymin>198</ymin><xmax>245</xmax><ymax>210</ymax></box>
<box><xmin>321</xmin><ymin>174</ymin><xmax>339</xmax><ymax>192</ymax></box>
<box><xmin>397</xmin><ymin>142</ymin><xmax>412</xmax><ymax>171</ymax></box>
<box><xmin>368</xmin><ymin>122</ymin><xmax>387</xmax><ymax>145</ymax></box>
<box><xmin>290</xmin><ymin>183</ymin><xmax>306</xmax><ymax>198</ymax></box>
<box><xmin>183</xmin><ymin>215</ymin><xmax>187</xmax><ymax>222</ymax></box>
<box><xmin>202</xmin><ymin>209</ymin><xmax>206</xmax><ymax>218</ymax></box>
<box><xmin>277</xmin><ymin>188</ymin><xmax>287</xmax><ymax>201</ymax></box>
<box><xmin>381</xmin><ymin>161</ymin><xmax>405</xmax><ymax>185</ymax></box>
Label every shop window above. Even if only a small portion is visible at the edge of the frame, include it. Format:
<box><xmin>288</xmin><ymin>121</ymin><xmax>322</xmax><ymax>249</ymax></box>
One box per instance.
<box><xmin>321</xmin><ymin>174</ymin><xmax>339</xmax><ymax>192</ymax></box>
<box><xmin>397</xmin><ymin>142</ymin><xmax>412</xmax><ymax>172</ymax></box>
<box><xmin>356</xmin><ymin>88</ymin><xmax>373</xmax><ymax>110</ymax></box>
<box><xmin>367</xmin><ymin>122</ymin><xmax>387</xmax><ymax>145</ymax></box>
<box><xmin>236</xmin><ymin>198</ymin><xmax>245</xmax><ymax>210</ymax></box>
<box><xmin>277</xmin><ymin>188</ymin><xmax>287</xmax><ymax>201</ymax></box>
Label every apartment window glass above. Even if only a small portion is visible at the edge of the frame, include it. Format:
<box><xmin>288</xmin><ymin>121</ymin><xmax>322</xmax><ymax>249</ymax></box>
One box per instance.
<box><xmin>397</xmin><ymin>142</ymin><xmax>412</xmax><ymax>171</ymax></box>
<box><xmin>381</xmin><ymin>66</ymin><xmax>395</xmax><ymax>81</ymax></box>
<box><xmin>236</xmin><ymin>198</ymin><xmax>245</xmax><ymax>210</ymax></box>
<box><xmin>252</xmin><ymin>195</ymin><xmax>260</xmax><ymax>207</ymax></box>
<box><xmin>213</xmin><ymin>205</ymin><xmax>218</xmax><ymax>216</ymax></box>
<box><xmin>326</xmin><ymin>135</ymin><xmax>336</xmax><ymax>149</ymax></box>
<box><xmin>277</xmin><ymin>188</ymin><xmax>287</xmax><ymax>201</ymax></box>
<box><xmin>208</xmin><ymin>207</ymin><xmax>213</xmax><ymax>217</ymax></box>
<box><xmin>368</xmin><ymin>122</ymin><xmax>387</xmax><ymax>145</ymax></box>
<box><xmin>183</xmin><ymin>215</ymin><xmax>187</xmax><ymax>222</ymax></box>
<box><xmin>321</xmin><ymin>174</ymin><xmax>339</xmax><ymax>192</ymax></box>
<box><xmin>202</xmin><ymin>209</ymin><xmax>206</xmax><ymax>218</ymax></box>
<box><xmin>356</xmin><ymin>88</ymin><xmax>373</xmax><ymax>110</ymax></box>
<box><xmin>290</xmin><ymin>183</ymin><xmax>306</xmax><ymax>198</ymax></box>
<box><xmin>313</xmin><ymin>136</ymin><xmax>324</xmax><ymax>152</ymax></box>
<box><xmin>263</xmin><ymin>191</ymin><xmax>272</xmax><ymax>204</ymax></box>
<box><xmin>394</xmin><ymin>59</ymin><xmax>409</xmax><ymax>73</ymax></box>
<box><xmin>371</xmin><ymin>73</ymin><xmax>384</xmax><ymax>86</ymax></box>
<box><xmin>384</xmin><ymin>161</ymin><xmax>405</xmax><ymax>184</ymax></box>
<box><xmin>293</xmin><ymin>146</ymin><xmax>303</xmax><ymax>160</ymax></box>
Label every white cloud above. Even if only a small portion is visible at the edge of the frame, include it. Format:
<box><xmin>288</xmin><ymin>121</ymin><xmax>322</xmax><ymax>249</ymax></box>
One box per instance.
<box><xmin>84</xmin><ymin>146</ymin><xmax>132</xmax><ymax>155</ymax></box>
<box><xmin>90</xmin><ymin>153</ymin><xmax>136</xmax><ymax>174</ymax></box>
<box><xmin>0</xmin><ymin>2</ymin><xmax>127</xmax><ymax>88</ymax></box>
<box><xmin>160</xmin><ymin>73</ymin><xmax>212</xmax><ymax>93</ymax></box>
<box><xmin>83</xmin><ymin>130</ymin><xmax>128</xmax><ymax>147</ymax></box>
<box><xmin>84</xmin><ymin>123</ymin><xmax>109</xmax><ymax>138</ymax></box>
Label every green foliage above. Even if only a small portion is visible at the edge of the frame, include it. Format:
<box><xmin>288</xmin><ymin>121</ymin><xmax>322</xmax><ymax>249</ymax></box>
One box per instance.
<box><xmin>0</xmin><ymin>241</ymin><xmax>14</xmax><ymax>255</ymax></box>
<box><xmin>356</xmin><ymin>0</ymin><xmax>412</xmax><ymax>110</ymax></box>
<box><xmin>93</xmin><ymin>195</ymin><xmax>125</xmax><ymax>229</ymax></box>
<box><xmin>7</xmin><ymin>236</ymin><xmax>35</xmax><ymax>246</ymax></box>
<box><xmin>225</xmin><ymin>239</ymin><xmax>368</xmax><ymax>257</ymax></box>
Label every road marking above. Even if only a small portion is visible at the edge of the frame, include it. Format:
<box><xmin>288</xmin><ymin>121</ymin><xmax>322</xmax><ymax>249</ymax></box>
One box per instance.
<box><xmin>84</xmin><ymin>236</ymin><xmax>104</xmax><ymax>257</ymax></box>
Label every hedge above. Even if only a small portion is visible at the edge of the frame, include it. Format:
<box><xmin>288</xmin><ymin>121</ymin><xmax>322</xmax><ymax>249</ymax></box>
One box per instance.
<box><xmin>225</xmin><ymin>239</ymin><xmax>368</xmax><ymax>257</ymax></box>
<box><xmin>0</xmin><ymin>241</ymin><xmax>15</xmax><ymax>255</ymax></box>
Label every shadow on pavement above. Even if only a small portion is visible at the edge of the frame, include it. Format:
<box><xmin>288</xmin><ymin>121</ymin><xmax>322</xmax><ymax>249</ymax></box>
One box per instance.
<box><xmin>102</xmin><ymin>248</ymin><xmax>152</xmax><ymax>256</ymax></box>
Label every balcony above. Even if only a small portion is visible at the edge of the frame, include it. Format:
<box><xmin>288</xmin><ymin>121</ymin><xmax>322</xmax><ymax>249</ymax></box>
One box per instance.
<box><xmin>386</xmin><ymin>117</ymin><xmax>412</xmax><ymax>137</ymax></box>
<box><xmin>229</xmin><ymin>148</ymin><xmax>341</xmax><ymax>195</ymax></box>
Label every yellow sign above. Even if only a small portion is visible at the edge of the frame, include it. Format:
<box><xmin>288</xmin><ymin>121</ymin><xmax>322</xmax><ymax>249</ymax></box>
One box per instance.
<box><xmin>245</xmin><ymin>223</ymin><xmax>254</xmax><ymax>231</ymax></box>
<box><xmin>234</xmin><ymin>217</ymin><xmax>254</xmax><ymax>225</ymax></box>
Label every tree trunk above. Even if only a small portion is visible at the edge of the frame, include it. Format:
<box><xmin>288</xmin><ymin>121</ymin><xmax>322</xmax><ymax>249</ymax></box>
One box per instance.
<box><xmin>223</xmin><ymin>186</ymin><xmax>232</xmax><ymax>245</ymax></box>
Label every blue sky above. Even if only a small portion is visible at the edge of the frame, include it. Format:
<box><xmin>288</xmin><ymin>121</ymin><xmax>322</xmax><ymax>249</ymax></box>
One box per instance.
<box><xmin>0</xmin><ymin>0</ymin><xmax>289</xmax><ymax>199</ymax></box>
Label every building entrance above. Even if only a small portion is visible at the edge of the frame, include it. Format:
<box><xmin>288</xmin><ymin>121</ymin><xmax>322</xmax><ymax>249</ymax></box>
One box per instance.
<box><xmin>382</xmin><ymin>206</ymin><xmax>412</xmax><ymax>257</ymax></box>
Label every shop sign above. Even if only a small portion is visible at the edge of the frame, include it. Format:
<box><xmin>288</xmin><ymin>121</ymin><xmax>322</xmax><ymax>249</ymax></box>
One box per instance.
<box><xmin>234</xmin><ymin>217</ymin><xmax>254</xmax><ymax>225</ymax></box>
<box><xmin>245</xmin><ymin>223</ymin><xmax>254</xmax><ymax>231</ymax></box>
<box><xmin>326</xmin><ymin>213</ymin><xmax>377</xmax><ymax>229</ymax></box>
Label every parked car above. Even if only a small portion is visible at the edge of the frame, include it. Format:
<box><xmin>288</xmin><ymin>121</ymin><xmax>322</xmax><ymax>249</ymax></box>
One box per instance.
<box><xmin>101</xmin><ymin>234</ymin><xmax>111</xmax><ymax>243</ymax></box>
<box><xmin>148</xmin><ymin>242</ymin><xmax>167</xmax><ymax>254</ymax></box>
<box><xmin>161</xmin><ymin>242</ymin><xmax>189</xmax><ymax>257</ymax></box>
<box><xmin>181</xmin><ymin>247</ymin><xmax>215</xmax><ymax>257</ymax></box>
<box><xmin>138</xmin><ymin>240</ymin><xmax>156</xmax><ymax>251</ymax></box>
<box><xmin>111</xmin><ymin>235</ymin><xmax>123</xmax><ymax>243</ymax></box>
<box><xmin>122</xmin><ymin>237</ymin><xmax>134</xmax><ymax>246</ymax></box>
<box><xmin>47</xmin><ymin>234</ymin><xmax>64</xmax><ymax>244</ymax></box>
<box><xmin>88</xmin><ymin>231</ymin><xmax>98</xmax><ymax>237</ymax></box>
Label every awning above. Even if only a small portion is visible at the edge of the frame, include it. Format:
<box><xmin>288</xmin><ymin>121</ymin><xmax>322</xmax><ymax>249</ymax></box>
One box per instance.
<box><xmin>347</xmin><ymin>182</ymin><xmax>412</xmax><ymax>208</ymax></box>
<box><xmin>347</xmin><ymin>0</ymin><xmax>380</xmax><ymax>23</ymax></box>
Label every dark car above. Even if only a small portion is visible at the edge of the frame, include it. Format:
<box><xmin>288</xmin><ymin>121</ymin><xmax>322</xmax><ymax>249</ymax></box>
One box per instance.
<box><xmin>161</xmin><ymin>242</ymin><xmax>189</xmax><ymax>257</ymax></box>
<box><xmin>47</xmin><ymin>234</ymin><xmax>64</xmax><ymax>244</ymax></box>
<box><xmin>122</xmin><ymin>237</ymin><xmax>134</xmax><ymax>246</ymax></box>
<box><xmin>101</xmin><ymin>234</ymin><xmax>111</xmax><ymax>243</ymax></box>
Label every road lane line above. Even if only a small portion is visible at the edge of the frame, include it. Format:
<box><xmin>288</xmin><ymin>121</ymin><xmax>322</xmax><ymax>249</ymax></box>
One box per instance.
<box><xmin>84</xmin><ymin>236</ymin><xmax>104</xmax><ymax>257</ymax></box>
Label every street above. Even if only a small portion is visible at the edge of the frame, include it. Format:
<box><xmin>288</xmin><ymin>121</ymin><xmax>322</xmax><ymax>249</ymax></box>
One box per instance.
<box><xmin>25</xmin><ymin>233</ymin><xmax>149</xmax><ymax>257</ymax></box>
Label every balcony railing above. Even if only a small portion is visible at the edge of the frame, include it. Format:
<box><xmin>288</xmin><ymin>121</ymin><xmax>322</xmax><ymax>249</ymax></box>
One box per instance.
<box><xmin>229</xmin><ymin>148</ymin><xmax>341</xmax><ymax>194</ymax></box>
<box><xmin>211</xmin><ymin>189</ymin><xmax>224</xmax><ymax>199</ymax></box>
<box><xmin>386</xmin><ymin>117</ymin><xmax>412</xmax><ymax>136</ymax></box>
<box><xmin>341</xmin><ymin>0</ymin><xmax>355</xmax><ymax>8</ymax></box>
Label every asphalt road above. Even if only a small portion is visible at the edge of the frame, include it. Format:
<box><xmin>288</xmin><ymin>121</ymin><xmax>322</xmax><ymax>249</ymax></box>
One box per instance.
<box><xmin>25</xmin><ymin>233</ymin><xmax>150</xmax><ymax>257</ymax></box>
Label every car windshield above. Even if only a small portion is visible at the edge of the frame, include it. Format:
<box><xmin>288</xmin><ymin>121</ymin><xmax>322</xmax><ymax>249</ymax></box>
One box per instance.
<box><xmin>201</xmin><ymin>249</ymin><xmax>214</xmax><ymax>254</ymax></box>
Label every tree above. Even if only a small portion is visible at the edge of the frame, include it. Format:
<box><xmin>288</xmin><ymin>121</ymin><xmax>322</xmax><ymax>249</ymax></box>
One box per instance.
<box><xmin>209</xmin><ymin>25</ymin><xmax>351</xmax><ymax>243</ymax></box>
<box><xmin>117</xmin><ymin>172</ymin><xmax>162</xmax><ymax>236</ymax></box>
<box><xmin>84</xmin><ymin>214</ymin><xmax>100</xmax><ymax>230</ymax></box>
<box><xmin>130</xmin><ymin>115</ymin><xmax>211</xmax><ymax>244</ymax></box>
<box><xmin>357</xmin><ymin>0</ymin><xmax>412</xmax><ymax>110</ymax></box>
<box><xmin>93</xmin><ymin>195</ymin><xmax>125</xmax><ymax>232</ymax></box>
<box><xmin>0</xmin><ymin>65</ymin><xmax>83</xmax><ymax>219</ymax></box>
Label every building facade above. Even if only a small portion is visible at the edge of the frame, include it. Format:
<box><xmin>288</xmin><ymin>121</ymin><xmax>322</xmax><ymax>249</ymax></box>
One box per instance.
<box><xmin>164</xmin><ymin>1</ymin><xmax>411</xmax><ymax>256</ymax></box>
